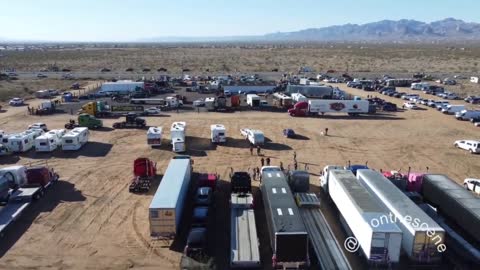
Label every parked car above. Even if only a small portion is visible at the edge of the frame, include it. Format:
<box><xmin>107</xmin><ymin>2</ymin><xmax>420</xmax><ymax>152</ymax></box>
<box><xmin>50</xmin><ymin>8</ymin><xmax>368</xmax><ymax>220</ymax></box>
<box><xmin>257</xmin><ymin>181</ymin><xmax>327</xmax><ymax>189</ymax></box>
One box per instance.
<box><xmin>454</xmin><ymin>140</ymin><xmax>480</xmax><ymax>154</ymax></box>
<box><xmin>259</xmin><ymin>100</ymin><xmax>269</xmax><ymax>107</ymax></box>
<box><xmin>433</xmin><ymin>101</ymin><xmax>449</xmax><ymax>109</ymax></box>
<box><xmin>28</xmin><ymin>123</ymin><xmax>48</xmax><ymax>131</ymax></box>
<box><xmin>184</xmin><ymin>227</ymin><xmax>207</xmax><ymax>257</ymax></box>
<box><xmin>463</xmin><ymin>178</ymin><xmax>480</xmax><ymax>195</ymax></box>
<box><xmin>283</xmin><ymin>128</ymin><xmax>296</xmax><ymax>138</ymax></box>
<box><xmin>7</xmin><ymin>72</ymin><xmax>18</xmax><ymax>77</ymax></box>
<box><xmin>393</xmin><ymin>92</ymin><xmax>406</xmax><ymax>98</ymax></box>
<box><xmin>404</xmin><ymin>102</ymin><xmax>418</xmax><ymax>110</ymax></box>
<box><xmin>143</xmin><ymin>107</ymin><xmax>161</xmax><ymax>115</ymax></box>
<box><xmin>443</xmin><ymin>79</ymin><xmax>456</xmax><ymax>85</ymax></box>
<box><xmin>9</xmin><ymin>97</ymin><xmax>24</xmax><ymax>106</ymax></box>
<box><xmin>382</xmin><ymin>102</ymin><xmax>397</xmax><ymax>111</ymax></box>
<box><xmin>193</xmin><ymin>99</ymin><xmax>205</xmax><ymax>107</ymax></box>
<box><xmin>194</xmin><ymin>187</ymin><xmax>213</xmax><ymax>206</ymax></box>
<box><xmin>443</xmin><ymin>93</ymin><xmax>459</xmax><ymax>100</ymax></box>
<box><xmin>100</xmin><ymin>68</ymin><xmax>111</xmax><ymax>72</ymax></box>
<box><xmin>37</xmin><ymin>73</ymin><xmax>48</xmax><ymax>78</ymax></box>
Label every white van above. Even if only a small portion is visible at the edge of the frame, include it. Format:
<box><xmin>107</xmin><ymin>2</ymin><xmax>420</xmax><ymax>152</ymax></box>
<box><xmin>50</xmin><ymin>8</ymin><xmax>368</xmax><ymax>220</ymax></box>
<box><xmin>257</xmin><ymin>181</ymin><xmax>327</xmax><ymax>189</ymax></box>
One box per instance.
<box><xmin>456</xmin><ymin>110</ymin><xmax>480</xmax><ymax>121</ymax></box>
<box><xmin>4</xmin><ymin>132</ymin><xmax>36</xmax><ymax>152</ymax></box>
<box><xmin>411</xmin><ymin>82</ymin><xmax>429</xmax><ymax>90</ymax></box>
<box><xmin>442</xmin><ymin>105</ymin><xmax>465</xmax><ymax>115</ymax></box>
<box><xmin>210</xmin><ymin>124</ymin><xmax>226</xmax><ymax>143</ymax></box>
<box><xmin>147</xmin><ymin>126</ymin><xmax>162</xmax><ymax>147</ymax></box>
<box><xmin>62</xmin><ymin>127</ymin><xmax>89</xmax><ymax>151</ymax></box>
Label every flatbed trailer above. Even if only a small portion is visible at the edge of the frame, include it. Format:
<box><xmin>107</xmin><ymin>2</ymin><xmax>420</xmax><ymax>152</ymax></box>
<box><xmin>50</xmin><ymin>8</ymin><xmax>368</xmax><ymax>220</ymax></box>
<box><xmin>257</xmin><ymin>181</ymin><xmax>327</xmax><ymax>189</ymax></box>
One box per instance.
<box><xmin>230</xmin><ymin>193</ymin><xmax>260</xmax><ymax>268</ymax></box>
<box><xmin>0</xmin><ymin>173</ymin><xmax>58</xmax><ymax>237</ymax></box>
<box><xmin>295</xmin><ymin>193</ymin><xmax>352</xmax><ymax>270</ymax></box>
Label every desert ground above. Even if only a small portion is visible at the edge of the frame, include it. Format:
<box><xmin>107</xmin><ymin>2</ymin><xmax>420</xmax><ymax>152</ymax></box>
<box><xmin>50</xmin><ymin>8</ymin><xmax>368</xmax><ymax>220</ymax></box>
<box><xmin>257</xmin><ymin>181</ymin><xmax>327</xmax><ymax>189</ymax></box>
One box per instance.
<box><xmin>0</xmin><ymin>78</ymin><xmax>479</xmax><ymax>269</ymax></box>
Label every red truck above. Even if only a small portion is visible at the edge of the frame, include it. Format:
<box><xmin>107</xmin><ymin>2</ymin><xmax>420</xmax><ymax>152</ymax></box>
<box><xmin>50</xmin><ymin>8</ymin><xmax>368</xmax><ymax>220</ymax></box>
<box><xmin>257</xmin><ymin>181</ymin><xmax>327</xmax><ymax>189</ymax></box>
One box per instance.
<box><xmin>129</xmin><ymin>158</ymin><xmax>157</xmax><ymax>193</ymax></box>
<box><xmin>198</xmin><ymin>173</ymin><xmax>218</xmax><ymax>191</ymax></box>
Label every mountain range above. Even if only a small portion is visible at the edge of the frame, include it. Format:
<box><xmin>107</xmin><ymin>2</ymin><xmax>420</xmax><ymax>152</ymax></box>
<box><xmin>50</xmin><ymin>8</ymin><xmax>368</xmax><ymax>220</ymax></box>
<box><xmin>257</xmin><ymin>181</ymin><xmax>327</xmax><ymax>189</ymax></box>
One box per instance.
<box><xmin>143</xmin><ymin>18</ymin><xmax>480</xmax><ymax>43</ymax></box>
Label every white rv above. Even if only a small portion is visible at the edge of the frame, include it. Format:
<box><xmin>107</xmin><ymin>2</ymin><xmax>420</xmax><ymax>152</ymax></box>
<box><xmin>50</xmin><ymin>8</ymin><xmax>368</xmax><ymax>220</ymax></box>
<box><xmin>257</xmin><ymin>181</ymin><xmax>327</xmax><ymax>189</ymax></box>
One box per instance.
<box><xmin>210</xmin><ymin>124</ymin><xmax>226</xmax><ymax>143</ymax></box>
<box><xmin>4</xmin><ymin>132</ymin><xmax>36</xmax><ymax>152</ymax></box>
<box><xmin>240</xmin><ymin>128</ymin><xmax>264</xmax><ymax>145</ymax></box>
<box><xmin>246</xmin><ymin>94</ymin><xmax>260</xmax><ymax>107</ymax></box>
<box><xmin>205</xmin><ymin>97</ymin><xmax>215</xmax><ymax>110</ymax></box>
<box><xmin>35</xmin><ymin>129</ymin><xmax>66</xmax><ymax>152</ymax></box>
<box><xmin>147</xmin><ymin>126</ymin><xmax>162</xmax><ymax>147</ymax></box>
<box><xmin>24</xmin><ymin>128</ymin><xmax>45</xmax><ymax>139</ymax></box>
<box><xmin>62</xmin><ymin>127</ymin><xmax>89</xmax><ymax>151</ymax></box>
<box><xmin>171</xmin><ymin>122</ymin><xmax>186</xmax><ymax>153</ymax></box>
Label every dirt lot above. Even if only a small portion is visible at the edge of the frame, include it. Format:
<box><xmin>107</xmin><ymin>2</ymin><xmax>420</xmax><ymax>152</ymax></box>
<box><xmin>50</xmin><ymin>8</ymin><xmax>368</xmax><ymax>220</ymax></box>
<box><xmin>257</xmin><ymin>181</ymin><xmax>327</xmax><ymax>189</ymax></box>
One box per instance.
<box><xmin>0</xmin><ymin>82</ymin><xmax>479</xmax><ymax>269</ymax></box>
<box><xmin>0</xmin><ymin>79</ymin><xmax>96</xmax><ymax>101</ymax></box>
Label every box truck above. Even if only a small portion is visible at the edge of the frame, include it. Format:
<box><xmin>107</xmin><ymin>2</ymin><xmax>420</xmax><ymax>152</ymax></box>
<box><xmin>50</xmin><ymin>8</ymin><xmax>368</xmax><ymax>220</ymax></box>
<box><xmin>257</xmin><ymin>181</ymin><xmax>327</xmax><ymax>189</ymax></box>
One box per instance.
<box><xmin>288</xmin><ymin>100</ymin><xmax>370</xmax><ymax>117</ymax></box>
<box><xmin>328</xmin><ymin>169</ymin><xmax>403</xmax><ymax>264</ymax></box>
<box><xmin>260</xmin><ymin>170</ymin><xmax>309</xmax><ymax>269</ymax></box>
<box><xmin>356</xmin><ymin>170</ymin><xmax>445</xmax><ymax>263</ymax></box>
<box><xmin>149</xmin><ymin>156</ymin><xmax>192</xmax><ymax>237</ymax></box>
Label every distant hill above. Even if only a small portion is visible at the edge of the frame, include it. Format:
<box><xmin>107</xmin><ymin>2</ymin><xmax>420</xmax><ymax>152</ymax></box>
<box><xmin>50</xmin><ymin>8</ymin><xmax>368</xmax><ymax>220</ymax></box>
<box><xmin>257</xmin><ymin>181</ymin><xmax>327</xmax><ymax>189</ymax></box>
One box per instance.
<box><xmin>263</xmin><ymin>18</ymin><xmax>480</xmax><ymax>42</ymax></box>
<box><xmin>142</xmin><ymin>18</ymin><xmax>480</xmax><ymax>43</ymax></box>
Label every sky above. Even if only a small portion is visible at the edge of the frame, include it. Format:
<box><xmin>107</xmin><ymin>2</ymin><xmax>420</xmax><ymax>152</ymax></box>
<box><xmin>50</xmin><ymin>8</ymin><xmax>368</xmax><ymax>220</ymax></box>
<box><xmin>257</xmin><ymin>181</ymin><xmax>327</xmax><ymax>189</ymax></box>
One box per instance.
<box><xmin>0</xmin><ymin>0</ymin><xmax>477</xmax><ymax>42</ymax></box>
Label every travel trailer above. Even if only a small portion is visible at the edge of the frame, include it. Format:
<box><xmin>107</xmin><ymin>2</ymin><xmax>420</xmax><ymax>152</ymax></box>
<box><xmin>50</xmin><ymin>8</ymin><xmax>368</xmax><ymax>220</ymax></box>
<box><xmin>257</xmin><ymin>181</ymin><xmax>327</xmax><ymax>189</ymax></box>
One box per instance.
<box><xmin>3</xmin><ymin>132</ymin><xmax>36</xmax><ymax>152</ymax></box>
<box><xmin>171</xmin><ymin>122</ymin><xmax>186</xmax><ymax>152</ymax></box>
<box><xmin>147</xmin><ymin>127</ymin><xmax>162</xmax><ymax>147</ymax></box>
<box><xmin>62</xmin><ymin>127</ymin><xmax>89</xmax><ymax>151</ymax></box>
<box><xmin>210</xmin><ymin>124</ymin><xmax>226</xmax><ymax>143</ymax></box>
<box><xmin>35</xmin><ymin>129</ymin><xmax>66</xmax><ymax>152</ymax></box>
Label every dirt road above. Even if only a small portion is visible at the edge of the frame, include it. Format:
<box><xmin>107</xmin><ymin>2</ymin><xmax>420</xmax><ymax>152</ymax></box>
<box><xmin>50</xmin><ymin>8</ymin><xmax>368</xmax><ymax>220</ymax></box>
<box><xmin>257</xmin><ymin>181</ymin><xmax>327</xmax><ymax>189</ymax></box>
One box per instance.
<box><xmin>0</xmin><ymin>89</ymin><xmax>479</xmax><ymax>269</ymax></box>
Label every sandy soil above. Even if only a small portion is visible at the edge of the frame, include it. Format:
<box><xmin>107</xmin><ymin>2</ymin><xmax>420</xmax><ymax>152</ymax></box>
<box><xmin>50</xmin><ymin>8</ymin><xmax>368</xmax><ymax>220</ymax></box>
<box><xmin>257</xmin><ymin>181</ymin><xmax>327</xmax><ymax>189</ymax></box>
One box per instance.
<box><xmin>0</xmin><ymin>84</ymin><xmax>479</xmax><ymax>269</ymax></box>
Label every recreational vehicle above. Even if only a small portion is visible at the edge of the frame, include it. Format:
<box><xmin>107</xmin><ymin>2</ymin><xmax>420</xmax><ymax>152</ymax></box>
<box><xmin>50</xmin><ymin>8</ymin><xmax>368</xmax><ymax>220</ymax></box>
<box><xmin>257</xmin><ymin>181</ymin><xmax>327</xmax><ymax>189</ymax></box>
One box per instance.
<box><xmin>210</xmin><ymin>124</ymin><xmax>226</xmax><ymax>143</ymax></box>
<box><xmin>171</xmin><ymin>122</ymin><xmax>186</xmax><ymax>152</ymax></box>
<box><xmin>4</xmin><ymin>132</ymin><xmax>36</xmax><ymax>152</ymax></box>
<box><xmin>62</xmin><ymin>127</ymin><xmax>89</xmax><ymax>151</ymax></box>
<box><xmin>35</xmin><ymin>129</ymin><xmax>65</xmax><ymax>152</ymax></box>
<box><xmin>147</xmin><ymin>127</ymin><xmax>162</xmax><ymax>147</ymax></box>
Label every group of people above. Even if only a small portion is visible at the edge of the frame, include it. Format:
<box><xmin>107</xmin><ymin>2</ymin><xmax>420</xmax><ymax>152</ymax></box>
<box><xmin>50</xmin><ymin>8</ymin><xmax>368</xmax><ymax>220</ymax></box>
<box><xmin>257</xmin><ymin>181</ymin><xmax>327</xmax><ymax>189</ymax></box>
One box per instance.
<box><xmin>249</xmin><ymin>144</ymin><xmax>262</xmax><ymax>155</ymax></box>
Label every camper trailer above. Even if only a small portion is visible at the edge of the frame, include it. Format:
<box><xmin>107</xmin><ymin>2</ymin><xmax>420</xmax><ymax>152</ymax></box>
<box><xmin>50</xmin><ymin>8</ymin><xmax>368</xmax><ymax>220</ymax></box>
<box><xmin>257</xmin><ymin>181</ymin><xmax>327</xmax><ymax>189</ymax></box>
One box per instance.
<box><xmin>147</xmin><ymin>127</ymin><xmax>162</xmax><ymax>147</ymax></box>
<box><xmin>171</xmin><ymin>122</ymin><xmax>186</xmax><ymax>153</ymax></box>
<box><xmin>210</xmin><ymin>124</ymin><xmax>226</xmax><ymax>143</ymax></box>
<box><xmin>4</xmin><ymin>132</ymin><xmax>36</xmax><ymax>152</ymax></box>
<box><xmin>35</xmin><ymin>129</ymin><xmax>65</xmax><ymax>152</ymax></box>
<box><xmin>62</xmin><ymin>127</ymin><xmax>89</xmax><ymax>151</ymax></box>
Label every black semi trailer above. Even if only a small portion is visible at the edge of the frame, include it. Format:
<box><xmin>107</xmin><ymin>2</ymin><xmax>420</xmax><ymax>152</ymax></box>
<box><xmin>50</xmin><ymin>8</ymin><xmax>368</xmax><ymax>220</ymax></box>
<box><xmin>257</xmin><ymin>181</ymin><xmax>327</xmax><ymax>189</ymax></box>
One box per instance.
<box><xmin>260</xmin><ymin>169</ymin><xmax>309</xmax><ymax>269</ymax></box>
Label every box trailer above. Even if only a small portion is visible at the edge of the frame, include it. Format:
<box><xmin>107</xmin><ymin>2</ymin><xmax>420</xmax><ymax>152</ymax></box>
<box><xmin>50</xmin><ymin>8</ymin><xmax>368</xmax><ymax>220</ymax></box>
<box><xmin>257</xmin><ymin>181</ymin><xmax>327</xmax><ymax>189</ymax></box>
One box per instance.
<box><xmin>230</xmin><ymin>193</ymin><xmax>261</xmax><ymax>268</ymax></box>
<box><xmin>260</xmin><ymin>170</ymin><xmax>309</xmax><ymax>269</ymax></box>
<box><xmin>422</xmin><ymin>174</ymin><xmax>480</xmax><ymax>244</ymax></box>
<box><xmin>288</xmin><ymin>100</ymin><xmax>370</xmax><ymax>117</ymax></box>
<box><xmin>240</xmin><ymin>128</ymin><xmax>264</xmax><ymax>146</ymax></box>
<box><xmin>246</xmin><ymin>94</ymin><xmax>260</xmax><ymax>107</ymax></box>
<box><xmin>356</xmin><ymin>170</ymin><xmax>445</xmax><ymax>263</ymax></box>
<box><xmin>99</xmin><ymin>80</ymin><xmax>144</xmax><ymax>94</ymax></box>
<box><xmin>295</xmin><ymin>193</ymin><xmax>352</xmax><ymax>270</ymax></box>
<box><xmin>149</xmin><ymin>156</ymin><xmax>192</xmax><ymax>237</ymax></box>
<box><xmin>328</xmin><ymin>169</ymin><xmax>403</xmax><ymax>264</ymax></box>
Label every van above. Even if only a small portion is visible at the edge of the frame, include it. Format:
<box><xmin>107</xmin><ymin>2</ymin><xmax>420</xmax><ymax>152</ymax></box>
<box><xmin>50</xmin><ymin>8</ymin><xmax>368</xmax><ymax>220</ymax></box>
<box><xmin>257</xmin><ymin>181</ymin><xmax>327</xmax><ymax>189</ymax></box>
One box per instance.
<box><xmin>442</xmin><ymin>105</ymin><xmax>466</xmax><ymax>115</ymax></box>
<box><xmin>456</xmin><ymin>110</ymin><xmax>480</xmax><ymax>121</ymax></box>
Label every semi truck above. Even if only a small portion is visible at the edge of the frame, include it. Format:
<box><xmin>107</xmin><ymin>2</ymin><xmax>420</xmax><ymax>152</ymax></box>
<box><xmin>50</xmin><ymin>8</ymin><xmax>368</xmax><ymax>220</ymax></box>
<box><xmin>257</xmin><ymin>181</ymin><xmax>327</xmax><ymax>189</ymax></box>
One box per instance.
<box><xmin>288</xmin><ymin>99</ymin><xmax>370</xmax><ymax>117</ymax></box>
<box><xmin>260</xmin><ymin>169</ymin><xmax>309</xmax><ymax>269</ymax></box>
<box><xmin>129</xmin><ymin>158</ymin><xmax>156</xmax><ymax>193</ymax></box>
<box><xmin>80</xmin><ymin>101</ymin><xmax>115</xmax><ymax>118</ymax></box>
<box><xmin>0</xmin><ymin>165</ymin><xmax>59</xmax><ymax>237</ymax></box>
<box><xmin>112</xmin><ymin>113</ymin><xmax>146</xmax><ymax>129</ymax></box>
<box><xmin>65</xmin><ymin>114</ymin><xmax>103</xmax><ymax>129</ymax></box>
<box><xmin>149</xmin><ymin>156</ymin><xmax>192</xmax><ymax>237</ymax></box>
<box><xmin>230</xmin><ymin>191</ymin><xmax>260</xmax><ymax>268</ymax></box>
<box><xmin>356</xmin><ymin>169</ymin><xmax>445</xmax><ymax>264</ymax></box>
<box><xmin>421</xmin><ymin>174</ymin><xmax>480</xmax><ymax>245</ymax></box>
<box><xmin>328</xmin><ymin>169</ymin><xmax>403</xmax><ymax>264</ymax></box>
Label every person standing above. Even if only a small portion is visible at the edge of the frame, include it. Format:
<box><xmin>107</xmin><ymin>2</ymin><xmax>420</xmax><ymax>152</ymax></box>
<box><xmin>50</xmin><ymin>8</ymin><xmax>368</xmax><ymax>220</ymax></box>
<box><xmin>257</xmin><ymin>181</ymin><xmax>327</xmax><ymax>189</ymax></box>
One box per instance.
<box><xmin>250</xmin><ymin>145</ymin><xmax>253</xmax><ymax>155</ymax></box>
<box><xmin>261</xmin><ymin>157</ymin><xmax>265</xmax><ymax>167</ymax></box>
<box><xmin>257</xmin><ymin>145</ymin><xmax>261</xmax><ymax>156</ymax></box>
<box><xmin>293</xmin><ymin>151</ymin><xmax>297</xmax><ymax>162</ymax></box>
<box><xmin>280</xmin><ymin>161</ymin><xmax>284</xmax><ymax>171</ymax></box>
<box><xmin>266</xmin><ymin>157</ymin><xmax>270</xmax><ymax>166</ymax></box>
<box><xmin>324</xmin><ymin>128</ymin><xmax>329</xmax><ymax>136</ymax></box>
<box><xmin>294</xmin><ymin>161</ymin><xmax>298</xmax><ymax>170</ymax></box>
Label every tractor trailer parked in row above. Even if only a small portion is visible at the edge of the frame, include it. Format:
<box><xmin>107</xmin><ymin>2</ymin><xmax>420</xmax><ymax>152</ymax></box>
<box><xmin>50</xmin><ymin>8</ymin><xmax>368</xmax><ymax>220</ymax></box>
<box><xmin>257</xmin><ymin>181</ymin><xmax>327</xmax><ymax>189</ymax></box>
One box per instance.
<box><xmin>288</xmin><ymin>100</ymin><xmax>370</xmax><ymax>117</ymax></box>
